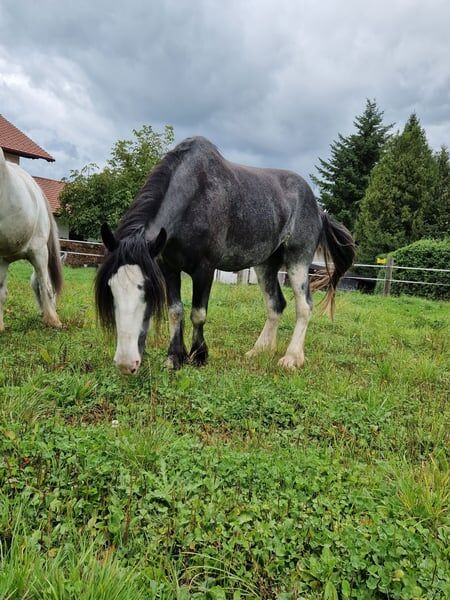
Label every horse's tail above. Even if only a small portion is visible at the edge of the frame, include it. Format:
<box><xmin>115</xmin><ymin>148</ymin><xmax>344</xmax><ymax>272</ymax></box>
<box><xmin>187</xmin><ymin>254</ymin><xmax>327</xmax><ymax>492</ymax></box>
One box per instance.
<box><xmin>46</xmin><ymin>205</ymin><xmax>63</xmax><ymax>296</ymax></box>
<box><xmin>310</xmin><ymin>211</ymin><xmax>355</xmax><ymax>319</ymax></box>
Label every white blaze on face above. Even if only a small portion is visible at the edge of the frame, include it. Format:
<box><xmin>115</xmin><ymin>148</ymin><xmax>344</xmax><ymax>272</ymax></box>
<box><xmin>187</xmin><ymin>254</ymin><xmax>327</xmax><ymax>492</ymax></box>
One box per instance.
<box><xmin>109</xmin><ymin>264</ymin><xmax>146</xmax><ymax>374</ymax></box>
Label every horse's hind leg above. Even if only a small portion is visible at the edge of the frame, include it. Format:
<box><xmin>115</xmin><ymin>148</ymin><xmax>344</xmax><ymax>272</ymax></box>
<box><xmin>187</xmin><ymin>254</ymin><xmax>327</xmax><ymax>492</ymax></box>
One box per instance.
<box><xmin>0</xmin><ymin>260</ymin><xmax>9</xmax><ymax>332</ymax></box>
<box><xmin>28</xmin><ymin>247</ymin><xmax>62</xmax><ymax>328</ymax></box>
<box><xmin>278</xmin><ymin>261</ymin><xmax>312</xmax><ymax>369</ymax></box>
<box><xmin>246</xmin><ymin>260</ymin><xmax>286</xmax><ymax>358</ymax></box>
<box><xmin>30</xmin><ymin>271</ymin><xmax>42</xmax><ymax>312</ymax></box>
<box><xmin>189</xmin><ymin>267</ymin><xmax>214</xmax><ymax>366</ymax></box>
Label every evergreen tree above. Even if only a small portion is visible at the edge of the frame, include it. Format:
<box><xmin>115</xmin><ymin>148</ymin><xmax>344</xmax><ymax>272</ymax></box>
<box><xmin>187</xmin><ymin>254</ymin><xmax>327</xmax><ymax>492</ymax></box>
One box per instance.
<box><xmin>311</xmin><ymin>99</ymin><xmax>392</xmax><ymax>232</ymax></box>
<box><xmin>417</xmin><ymin>146</ymin><xmax>450</xmax><ymax>239</ymax></box>
<box><xmin>355</xmin><ymin>114</ymin><xmax>437</xmax><ymax>264</ymax></box>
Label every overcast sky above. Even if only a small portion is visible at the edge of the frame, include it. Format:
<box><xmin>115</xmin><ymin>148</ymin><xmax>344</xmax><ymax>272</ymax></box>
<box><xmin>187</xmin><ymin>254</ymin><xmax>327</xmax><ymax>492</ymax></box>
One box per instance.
<box><xmin>1</xmin><ymin>0</ymin><xmax>449</xmax><ymax>189</ymax></box>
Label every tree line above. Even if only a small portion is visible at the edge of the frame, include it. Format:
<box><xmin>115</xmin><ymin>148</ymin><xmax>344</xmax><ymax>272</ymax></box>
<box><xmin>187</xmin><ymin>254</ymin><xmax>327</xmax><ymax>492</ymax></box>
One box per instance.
<box><xmin>312</xmin><ymin>99</ymin><xmax>449</xmax><ymax>264</ymax></box>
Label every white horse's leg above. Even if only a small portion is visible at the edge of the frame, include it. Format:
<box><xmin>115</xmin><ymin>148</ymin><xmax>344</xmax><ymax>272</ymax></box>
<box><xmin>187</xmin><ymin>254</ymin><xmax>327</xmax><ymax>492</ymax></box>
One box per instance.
<box><xmin>29</xmin><ymin>247</ymin><xmax>62</xmax><ymax>328</ymax></box>
<box><xmin>0</xmin><ymin>260</ymin><xmax>9</xmax><ymax>332</ymax></box>
<box><xmin>246</xmin><ymin>262</ymin><xmax>286</xmax><ymax>358</ymax></box>
<box><xmin>278</xmin><ymin>264</ymin><xmax>312</xmax><ymax>369</ymax></box>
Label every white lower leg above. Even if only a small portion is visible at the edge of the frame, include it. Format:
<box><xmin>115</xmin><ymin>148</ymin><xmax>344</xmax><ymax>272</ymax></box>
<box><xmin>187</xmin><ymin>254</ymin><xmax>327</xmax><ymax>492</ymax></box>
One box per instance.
<box><xmin>246</xmin><ymin>295</ymin><xmax>280</xmax><ymax>357</ymax></box>
<box><xmin>191</xmin><ymin>307</ymin><xmax>206</xmax><ymax>328</ymax></box>
<box><xmin>278</xmin><ymin>308</ymin><xmax>310</xmax><ymax>368</ymax></box>
<box><xmin>30</xmin><ymin>251</ymin><xmax>61</xmax><ymax>328</ymax></box>
<box><xmin>279</xmin><ymin>265</ymin><xmax>311</xmax><ymax>369</ymax></box>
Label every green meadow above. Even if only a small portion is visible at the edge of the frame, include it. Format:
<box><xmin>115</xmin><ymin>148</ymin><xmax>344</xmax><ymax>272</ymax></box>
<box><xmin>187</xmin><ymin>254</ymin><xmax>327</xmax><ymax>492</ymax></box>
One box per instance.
<box><xmin>0</xmin><ymin>263</ymin><xmax>448</xmax><ymax>599</ymax></box>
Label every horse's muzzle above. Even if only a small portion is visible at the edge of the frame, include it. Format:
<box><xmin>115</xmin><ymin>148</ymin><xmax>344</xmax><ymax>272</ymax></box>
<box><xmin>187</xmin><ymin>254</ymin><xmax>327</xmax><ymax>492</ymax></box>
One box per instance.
<box><xmin>115</xmin><ymin>358</ymin><xmax>141</xmax><ymax>375</ymax></box>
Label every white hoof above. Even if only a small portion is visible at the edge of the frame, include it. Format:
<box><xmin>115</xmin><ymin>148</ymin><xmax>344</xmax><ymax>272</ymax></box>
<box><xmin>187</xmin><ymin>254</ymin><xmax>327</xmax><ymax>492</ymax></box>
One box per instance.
<box><xmin>44</xmin><ymin>315</ymin><xmax>62</xmax><ymax>328</ymax></box>
<box><xmin>246</xmin><ymin>344</ymin><xmax>276</xmax><ymax>359</ymax></box>
<box><xmin>245</xmin><ymin>348</ymin><xmax>260</xmax><ymax>358</ymax></box>
<box><xmin>278</xmin><ymin>353</ymin><xmax>304</xmax><ymax>370</ymax></box>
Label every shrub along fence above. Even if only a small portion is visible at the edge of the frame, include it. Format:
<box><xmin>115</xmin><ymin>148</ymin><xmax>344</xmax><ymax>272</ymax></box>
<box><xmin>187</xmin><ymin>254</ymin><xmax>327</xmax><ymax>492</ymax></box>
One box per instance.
<box><xmin>338</xmin><ymin>261</ymin><xmax>450</xmax><ymax>301</ymax></box>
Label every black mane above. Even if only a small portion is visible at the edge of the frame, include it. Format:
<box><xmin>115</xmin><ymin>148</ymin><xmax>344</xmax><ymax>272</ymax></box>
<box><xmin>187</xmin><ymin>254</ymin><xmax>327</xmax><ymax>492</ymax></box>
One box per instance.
<box><xmin>114</xmin><ymin>138</ymin><xmax>195</xmax><ymax>241</ymax></box>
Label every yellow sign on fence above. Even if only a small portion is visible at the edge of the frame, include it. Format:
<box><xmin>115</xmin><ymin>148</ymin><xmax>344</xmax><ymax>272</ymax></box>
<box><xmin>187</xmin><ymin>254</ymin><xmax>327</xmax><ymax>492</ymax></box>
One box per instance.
<box><xmin>376</xmin><ymin>257</ymin><xmax>387</xmax><ymax>265</ymax></box>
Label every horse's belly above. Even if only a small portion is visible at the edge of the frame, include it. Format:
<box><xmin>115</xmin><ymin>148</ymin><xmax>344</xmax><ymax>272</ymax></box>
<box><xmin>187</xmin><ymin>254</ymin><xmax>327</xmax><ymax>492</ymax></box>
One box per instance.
<box><xmin>0</xmin><ymin>212</ymin><xmax>36</xmax><ymax>257</ymax></box>
<box><xmin>216</xmin><ymin>241</ymin><xmax>278</xmax><ymax>271</ymax></box>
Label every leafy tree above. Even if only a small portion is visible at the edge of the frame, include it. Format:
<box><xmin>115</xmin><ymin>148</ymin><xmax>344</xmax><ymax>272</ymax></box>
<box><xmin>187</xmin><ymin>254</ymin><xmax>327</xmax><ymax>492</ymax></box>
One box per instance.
<box><xmin>311</xmin><ymin>99</ymin><xmax>392</xmax><ymax>232</ymax></box>
<box><xmin>416</xmin><ymin>146</ymin><xmax>450</xmax><ymax>239</ymax></box>
<box><xmin>355</xmin><ymin>114</ymin><xmax>437</xmax><ymax>264</ymax></box>
<box><xmin>61</xmin><ymin>125</ymin><xmax>174</xmax><ymax>239</ymax></box>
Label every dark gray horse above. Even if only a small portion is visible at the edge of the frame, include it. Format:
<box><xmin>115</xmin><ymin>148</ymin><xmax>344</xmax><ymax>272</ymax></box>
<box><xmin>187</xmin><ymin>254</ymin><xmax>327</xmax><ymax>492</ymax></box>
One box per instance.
<box><xmin>96</xmin><ymin>137</ymin><xmax>354</xmax><ymax>374</ymax></box>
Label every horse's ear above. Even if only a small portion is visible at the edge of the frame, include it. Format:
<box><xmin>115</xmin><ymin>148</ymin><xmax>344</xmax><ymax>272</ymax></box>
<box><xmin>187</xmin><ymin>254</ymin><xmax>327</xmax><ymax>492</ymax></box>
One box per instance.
<box><xmin>148</xmin><ymin>228</ymin><xmax>167</xmax><ymax>257</ymax></box>
<box><xmin>101</xmin><ymin>223</ymin><xmax>118</xmax><ymax>251</ymax></box>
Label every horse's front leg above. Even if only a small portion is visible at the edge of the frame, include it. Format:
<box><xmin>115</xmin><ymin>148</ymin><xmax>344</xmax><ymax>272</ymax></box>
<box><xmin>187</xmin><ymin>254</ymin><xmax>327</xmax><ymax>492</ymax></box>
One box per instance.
<box><xmin>28</xmin><ymin>247</ymin><xmax>62</xmax><ymax>328</ymax></box>
<box><xmin>162</xmin><ymin>267</ymin><xmax>188</xmax><ymax>370</ymax></box>
<box><xmin>0</xmin><ymin>260</ymin><xmax>9</xmax><ymax>332</ymax></box>
<box><xmin>189</xmin><ymin>267</ymin><xmax>214</xmax><ymax>366</ymax></box>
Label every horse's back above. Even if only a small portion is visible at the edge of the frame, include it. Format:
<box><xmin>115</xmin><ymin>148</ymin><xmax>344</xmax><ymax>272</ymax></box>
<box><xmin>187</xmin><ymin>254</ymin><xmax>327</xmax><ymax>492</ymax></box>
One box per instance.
<box><xmin>157</xmin><ymin>137</ymin><xmax>322</xmax><ymax>271</ymax></box>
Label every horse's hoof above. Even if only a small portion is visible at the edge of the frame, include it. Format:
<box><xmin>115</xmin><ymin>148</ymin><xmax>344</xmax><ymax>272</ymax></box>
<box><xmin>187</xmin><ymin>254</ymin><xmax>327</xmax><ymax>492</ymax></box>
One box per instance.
<box><xmin>189</xmin><ymin>349</ymin><xmax>208</xmax><ymax>367</ymax></box>
<box><xmin>166</xmin><ymin>353</ymin><xmax>187</xmax><ymax>370</ymax></box>
<box><xmin>245</xmin><ymin>346</ymin><xmax>274</xmax><ymax>359</ymax></box>
<box><xmin>245</xmin><ymin>348</ymin><xmax>258</xmax><ymax>358</ymax></box>
<box><xmin>278</xmin><ymin>354</ymin><xmax>304</xmax><ymax>370</ymax></box>
<box><xmin>44</xmin><ymin>317</ymin><xmax>62</xmax><ymax>328</ymax></box>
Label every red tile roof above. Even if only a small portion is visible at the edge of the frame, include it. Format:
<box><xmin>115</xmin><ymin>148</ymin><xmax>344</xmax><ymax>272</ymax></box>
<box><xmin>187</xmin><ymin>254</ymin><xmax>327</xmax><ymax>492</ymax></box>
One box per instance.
<box><xmin>33</xmin><ymin>176</ymin><xmax>65</xmax><ymax>214</ymax></box>
<box><xmin>0</xmin><ymin>114</ymin><xmax>54</xmax><ymax>162</ymax></box>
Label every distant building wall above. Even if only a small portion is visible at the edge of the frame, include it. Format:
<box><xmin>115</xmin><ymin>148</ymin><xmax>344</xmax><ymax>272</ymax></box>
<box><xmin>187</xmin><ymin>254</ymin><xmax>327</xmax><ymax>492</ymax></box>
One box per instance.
<box><xmin>4</xmin><ymin>152</ymin><xmax>19</xmax><ymax>164</ymax></box>
<box><xmin>55</xmin><ymin>216</ymin><xmax>69</xmax><ymax>239</ymax></box>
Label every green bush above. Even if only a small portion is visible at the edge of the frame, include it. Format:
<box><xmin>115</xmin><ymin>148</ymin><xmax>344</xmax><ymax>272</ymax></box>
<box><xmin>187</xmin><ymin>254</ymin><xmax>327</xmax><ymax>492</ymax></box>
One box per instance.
<box><xmin>388</xmin><ymin>238</ymin><xmax>450</xmax><ymax>300</ymax></box>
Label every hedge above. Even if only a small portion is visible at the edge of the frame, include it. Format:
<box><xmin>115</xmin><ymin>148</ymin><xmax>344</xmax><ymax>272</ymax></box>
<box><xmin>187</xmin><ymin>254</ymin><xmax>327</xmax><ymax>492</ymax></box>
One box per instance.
<box><xmin>387</xmin><ymin>238</ymin><xmax>450</xmax><ymax>300</ymax></box>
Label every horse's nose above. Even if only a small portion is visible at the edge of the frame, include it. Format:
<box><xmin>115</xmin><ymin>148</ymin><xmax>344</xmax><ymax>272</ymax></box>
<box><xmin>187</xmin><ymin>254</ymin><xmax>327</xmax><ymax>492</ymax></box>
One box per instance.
<box><xmin>115</xmin><ymin>358</ymin><xmax>141</xmax><ymax>375</ymax></box>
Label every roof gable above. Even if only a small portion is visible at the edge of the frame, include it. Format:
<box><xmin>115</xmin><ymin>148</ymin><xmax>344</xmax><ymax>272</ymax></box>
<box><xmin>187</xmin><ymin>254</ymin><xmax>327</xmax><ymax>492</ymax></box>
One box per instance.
<box><xmin>0</xmin><ymin>114</ymin><xmax>54</xmax><ymax>162</ymax></box>
<box><xmin>33</xmin><ymin>176</ymin><xmax>65</xmax><ymax>213</ymax></box>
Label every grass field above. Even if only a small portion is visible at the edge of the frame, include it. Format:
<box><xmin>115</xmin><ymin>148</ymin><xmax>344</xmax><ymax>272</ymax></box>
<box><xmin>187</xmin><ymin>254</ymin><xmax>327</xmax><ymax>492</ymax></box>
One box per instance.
<box><xmin>0</xmin><ymin>262</ymin><xmax>448</xmax><ymax>599</ymax></box>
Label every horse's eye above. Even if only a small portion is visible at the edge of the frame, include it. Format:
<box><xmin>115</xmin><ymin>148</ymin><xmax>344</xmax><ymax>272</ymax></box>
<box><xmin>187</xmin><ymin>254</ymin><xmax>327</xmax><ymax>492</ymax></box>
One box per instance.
<box><xmin>137</xmin><ymin>283</ymin><xmax>144</xmax><ymax>290</ymax></box>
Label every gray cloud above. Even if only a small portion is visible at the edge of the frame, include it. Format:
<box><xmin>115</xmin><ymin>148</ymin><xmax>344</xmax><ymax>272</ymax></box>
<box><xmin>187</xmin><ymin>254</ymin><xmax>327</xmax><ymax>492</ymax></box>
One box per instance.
<box><xmin>1</xmin><ymin>0</ymin><xmax>449</xmax><ymax>186</ymax></box>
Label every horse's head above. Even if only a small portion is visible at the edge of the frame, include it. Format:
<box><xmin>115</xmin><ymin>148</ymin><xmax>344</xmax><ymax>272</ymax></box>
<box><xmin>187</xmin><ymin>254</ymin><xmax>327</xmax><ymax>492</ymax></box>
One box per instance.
<box><xmin>96</xmin><ymin>223</ymin><xmax>166</xmax><ymax>375</ymax></box>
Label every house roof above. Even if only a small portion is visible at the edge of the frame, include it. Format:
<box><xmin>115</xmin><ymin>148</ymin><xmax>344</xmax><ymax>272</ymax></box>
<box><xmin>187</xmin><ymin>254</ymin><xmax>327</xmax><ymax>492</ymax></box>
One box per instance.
<box><xmin>33</xmin><ymin>176</ymin><xmax>65</xmax><ymax>214</ymax></box>
<box><xmin>0</xmin><ymin>114</ymin><xmax>55</xmax><ymax>162</ymax></box>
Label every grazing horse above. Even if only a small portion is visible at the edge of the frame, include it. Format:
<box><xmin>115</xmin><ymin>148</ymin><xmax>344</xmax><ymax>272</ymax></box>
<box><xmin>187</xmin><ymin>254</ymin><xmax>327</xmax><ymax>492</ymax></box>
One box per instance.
<box><xmin>96</xmin><ymin>137</ymin><xmax>355</xmax><ymax>374</ymax></box>
<box><xmin>0</xmin><ymin>148</ymin><xmax>63</xmax><ymax>330</ymax></box>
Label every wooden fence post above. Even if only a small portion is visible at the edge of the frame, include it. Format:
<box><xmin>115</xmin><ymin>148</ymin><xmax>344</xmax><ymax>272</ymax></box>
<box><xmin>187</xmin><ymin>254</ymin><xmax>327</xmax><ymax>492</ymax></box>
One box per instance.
<box><xmin>383</xmin><ymin>257</ymin><xmax>394</xmax><ymax>296</ymax></box>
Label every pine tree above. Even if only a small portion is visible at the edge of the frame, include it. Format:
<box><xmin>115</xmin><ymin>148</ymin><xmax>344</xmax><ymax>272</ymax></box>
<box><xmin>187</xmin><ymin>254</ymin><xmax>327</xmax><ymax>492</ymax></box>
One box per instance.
<box><xmin>355</xmin><ymin>114</ymin><xmax>437</xmax><ymax>264</ymax></box>
<box><xmin>311</xmin><ymin>99</ymin><xmax>392</xmax><ymax>232</ymax></box>
<box><xmin>417</xmin><ymin>146</ymin><xmax>450</xmax><ymax>239</ymax></box>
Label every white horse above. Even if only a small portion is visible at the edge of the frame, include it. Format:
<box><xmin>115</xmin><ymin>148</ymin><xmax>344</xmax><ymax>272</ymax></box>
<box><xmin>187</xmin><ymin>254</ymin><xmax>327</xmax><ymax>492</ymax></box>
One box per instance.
<box><xmin>0</xmin><ymin>148</ymin><xmax>63</xmax><ymax>330</ymax></box>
